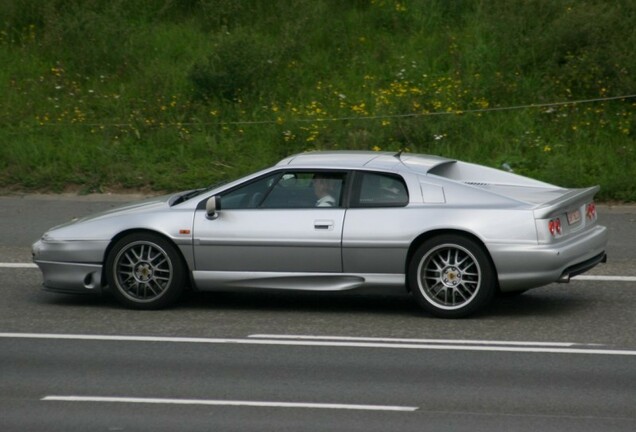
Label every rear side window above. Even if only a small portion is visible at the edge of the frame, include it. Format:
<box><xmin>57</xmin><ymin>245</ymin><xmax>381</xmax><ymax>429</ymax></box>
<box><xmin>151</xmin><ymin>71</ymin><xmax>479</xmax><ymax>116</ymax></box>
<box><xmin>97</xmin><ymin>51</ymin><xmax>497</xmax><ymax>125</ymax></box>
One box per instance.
<box><xmin>353</xmin><ymin>172</ymin><xmax>409</xmax><ymax>207</ymax></box>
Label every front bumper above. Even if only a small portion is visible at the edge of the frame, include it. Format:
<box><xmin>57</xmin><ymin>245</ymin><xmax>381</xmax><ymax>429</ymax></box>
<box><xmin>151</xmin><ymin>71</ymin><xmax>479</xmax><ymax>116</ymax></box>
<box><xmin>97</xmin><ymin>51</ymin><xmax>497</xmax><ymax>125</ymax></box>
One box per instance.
<box><xmin>34</xmin><ymin>260</ymin><xmax>103</xmax><ymax>294</ymax></box>
<box><xmin>32</xmin><ymin>239</ymin><xmax>108</xmax><ymax>294</ymax></box>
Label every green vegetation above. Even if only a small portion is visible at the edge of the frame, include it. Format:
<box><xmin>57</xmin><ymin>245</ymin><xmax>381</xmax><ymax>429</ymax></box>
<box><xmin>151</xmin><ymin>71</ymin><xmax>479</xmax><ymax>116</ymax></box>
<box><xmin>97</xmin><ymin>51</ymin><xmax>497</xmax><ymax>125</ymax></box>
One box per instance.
<box><xmin>1</xmin><ymin>0</ymin><xmax>634</xmax><ymax>200</ymax></box>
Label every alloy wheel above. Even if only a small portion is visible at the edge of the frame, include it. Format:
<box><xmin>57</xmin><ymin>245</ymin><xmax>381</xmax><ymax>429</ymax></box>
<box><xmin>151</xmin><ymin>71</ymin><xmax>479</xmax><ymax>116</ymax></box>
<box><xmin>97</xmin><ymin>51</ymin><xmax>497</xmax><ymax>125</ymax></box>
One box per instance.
<box><xmin>113</xmin><ymin>240</ymin><xmax>173</xmax><ymax>303</ymax></box>
<box><xmin>417</xmin><ymin>243</ymin><xmax>482</xmax><ymax>310</ymax></box>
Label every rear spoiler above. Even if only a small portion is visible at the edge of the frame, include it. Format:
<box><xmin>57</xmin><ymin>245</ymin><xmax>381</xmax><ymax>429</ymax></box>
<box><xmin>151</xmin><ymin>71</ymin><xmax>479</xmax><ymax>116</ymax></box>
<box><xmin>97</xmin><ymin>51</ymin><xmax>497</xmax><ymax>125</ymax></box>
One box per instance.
<box><xmin>533</xmin><ymin>186</ymin><xmax>599</xmax><ymax>219</ymax></box>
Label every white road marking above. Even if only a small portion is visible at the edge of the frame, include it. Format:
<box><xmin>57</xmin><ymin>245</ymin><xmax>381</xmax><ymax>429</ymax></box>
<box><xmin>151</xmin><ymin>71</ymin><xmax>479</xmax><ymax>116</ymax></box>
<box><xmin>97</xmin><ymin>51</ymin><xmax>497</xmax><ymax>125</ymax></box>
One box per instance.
<box><xmin>248</xmin><ymin>334</ymin><xmax>584</xmax><ymax>347</ymax></box>
<box><xmin>573</xmin><ymin>275</ymin><xmax>636</xmax><ymax>282</ymax></box>
<box><xmin>0</xmin><ymin>263</ymin><xmax>37</xmax><ymax>268</ymax></box>
<box><xmin>3</xmin><ymin>332</ymin><xmax>636</xmax><ymax>356</ymax></box>
<box><xmin>41</xmin><ymin>396</ymin><xmax>417</xmax><ymax>412</ymax></box>
<box><xmin>3</xmin><ymin>262</ymin><xmax>635</xmax><ymax>282</ymax></box>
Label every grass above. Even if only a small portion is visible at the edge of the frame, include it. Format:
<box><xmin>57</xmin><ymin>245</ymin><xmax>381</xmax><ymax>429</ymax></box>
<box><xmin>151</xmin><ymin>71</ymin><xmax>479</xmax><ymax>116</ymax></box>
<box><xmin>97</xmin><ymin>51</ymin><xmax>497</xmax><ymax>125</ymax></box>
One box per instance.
<box><xmin>0</xmin><ymin>0</ymin><xmax>634</xmax><ymax>200</ymax></box>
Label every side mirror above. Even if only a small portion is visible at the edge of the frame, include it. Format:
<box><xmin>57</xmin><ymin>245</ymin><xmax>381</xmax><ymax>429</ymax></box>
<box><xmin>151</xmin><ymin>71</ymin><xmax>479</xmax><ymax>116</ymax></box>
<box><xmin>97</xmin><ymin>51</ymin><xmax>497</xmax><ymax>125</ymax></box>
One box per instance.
<box><xmin>206</xmin><ymin>195</ymin><xmax>222</xmax><ymax>218</ymax></box>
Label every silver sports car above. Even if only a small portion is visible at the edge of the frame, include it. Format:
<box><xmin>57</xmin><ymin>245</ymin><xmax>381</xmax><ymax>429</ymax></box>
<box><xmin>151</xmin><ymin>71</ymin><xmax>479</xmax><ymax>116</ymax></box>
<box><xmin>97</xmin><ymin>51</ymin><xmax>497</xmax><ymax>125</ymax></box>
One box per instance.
<box><xmin>32</xmin><ymin>151</ymin><xmax>608</xmax><ymax>317</ymax></box>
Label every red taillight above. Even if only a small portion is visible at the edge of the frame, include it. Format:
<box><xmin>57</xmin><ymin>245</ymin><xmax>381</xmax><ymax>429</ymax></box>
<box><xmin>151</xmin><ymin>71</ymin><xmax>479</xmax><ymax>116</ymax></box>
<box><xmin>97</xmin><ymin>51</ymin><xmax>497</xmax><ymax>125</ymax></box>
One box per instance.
<box><xmin>586</xmin><ymin>202</ymin><xmax>597</xmax><ymax>220</ymax></box>
<box><xmin>548</xmin><ymin>218</ymin><xmax>562</xmax><ymax>236</ymax></box>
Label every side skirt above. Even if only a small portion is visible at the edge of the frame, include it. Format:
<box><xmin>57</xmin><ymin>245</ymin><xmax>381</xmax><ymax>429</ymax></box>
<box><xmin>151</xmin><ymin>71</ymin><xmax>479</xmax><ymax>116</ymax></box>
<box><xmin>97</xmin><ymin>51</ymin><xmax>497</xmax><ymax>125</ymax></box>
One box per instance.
<box><xmin>191</xmin><ymin>271</ymin><xmax>405</xmax><ymax>292</ymax></box>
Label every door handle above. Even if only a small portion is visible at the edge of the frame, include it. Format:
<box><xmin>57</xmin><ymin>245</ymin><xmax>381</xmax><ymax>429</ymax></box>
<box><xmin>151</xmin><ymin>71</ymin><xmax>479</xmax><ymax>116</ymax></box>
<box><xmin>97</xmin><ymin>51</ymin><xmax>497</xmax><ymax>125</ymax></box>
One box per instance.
<box><xmin>314</xmin><ymin>220</ymin><xmax>334</xmax><ymax>230</ymax></box>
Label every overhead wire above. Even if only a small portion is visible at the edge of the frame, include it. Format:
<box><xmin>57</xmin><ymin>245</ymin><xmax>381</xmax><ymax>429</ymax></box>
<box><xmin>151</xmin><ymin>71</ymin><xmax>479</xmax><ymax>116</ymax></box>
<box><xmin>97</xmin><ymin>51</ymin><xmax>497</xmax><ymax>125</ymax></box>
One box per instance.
<box><xmin>34</xmin><ymin>93</ymin><xmax>636</xmax><ymax>128</ymax></box>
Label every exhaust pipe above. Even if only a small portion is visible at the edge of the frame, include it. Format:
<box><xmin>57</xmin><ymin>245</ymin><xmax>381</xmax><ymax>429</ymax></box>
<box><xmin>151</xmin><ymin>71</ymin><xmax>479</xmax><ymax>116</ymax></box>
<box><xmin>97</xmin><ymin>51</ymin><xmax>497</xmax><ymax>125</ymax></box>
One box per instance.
<box><xmin>557</xmin><ymin>274</ymin><xmax>570</xmax><ymax>283</ymax></box>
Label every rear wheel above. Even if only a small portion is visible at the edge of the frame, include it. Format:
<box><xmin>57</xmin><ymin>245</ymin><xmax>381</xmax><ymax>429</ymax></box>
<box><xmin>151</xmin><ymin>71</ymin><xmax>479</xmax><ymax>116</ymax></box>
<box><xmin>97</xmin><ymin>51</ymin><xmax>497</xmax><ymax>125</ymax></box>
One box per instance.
<box><xmin>408</xmin><ymin>235</ymin><xmax>496</xmax><ymax>318</ymax></box>
<box><xmin>105</xmin><ymin>233</ymin><xmax>186</xmax><ymax>309</ymax></box>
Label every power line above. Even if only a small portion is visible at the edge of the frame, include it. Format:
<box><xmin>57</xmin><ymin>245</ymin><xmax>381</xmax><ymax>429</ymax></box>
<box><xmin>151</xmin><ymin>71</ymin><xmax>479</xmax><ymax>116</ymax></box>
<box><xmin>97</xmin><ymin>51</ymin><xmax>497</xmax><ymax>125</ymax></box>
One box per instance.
<box><xmin>33</xmin><ymin>93</ymin><xmax>636</xmax><ymax>128</ymax></box>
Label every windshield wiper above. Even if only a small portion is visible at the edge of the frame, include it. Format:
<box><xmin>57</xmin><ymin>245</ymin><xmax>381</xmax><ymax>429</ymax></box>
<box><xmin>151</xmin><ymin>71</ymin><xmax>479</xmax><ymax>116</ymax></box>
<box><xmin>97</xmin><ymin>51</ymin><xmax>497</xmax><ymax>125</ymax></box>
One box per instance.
<box><xmin>170</xmin><ymin>180</ymin><xmax>231</xmax><ymax>206</ymax></box>
<box><xmin>170</xmin><ymin>189</ymin><xmax>205</xmax><ymax>206</ymax></box>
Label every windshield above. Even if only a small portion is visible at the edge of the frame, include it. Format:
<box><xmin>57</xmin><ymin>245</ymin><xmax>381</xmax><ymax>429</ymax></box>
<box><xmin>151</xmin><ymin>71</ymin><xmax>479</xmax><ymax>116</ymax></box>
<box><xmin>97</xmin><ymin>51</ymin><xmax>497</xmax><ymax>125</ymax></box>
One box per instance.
<box><xmin>169</xmin><ymin>180</ymin><xmax>230</xmax><ymax>206</ymax></box>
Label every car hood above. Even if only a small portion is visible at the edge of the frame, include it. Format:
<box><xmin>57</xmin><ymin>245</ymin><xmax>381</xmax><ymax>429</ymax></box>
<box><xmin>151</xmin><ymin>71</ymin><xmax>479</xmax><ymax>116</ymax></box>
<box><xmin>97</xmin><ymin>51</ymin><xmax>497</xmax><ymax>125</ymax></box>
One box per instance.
<box><xmin>43</xmin><ymin>193</ymin><xmax>175</xmax><ymax>235</ymax></box>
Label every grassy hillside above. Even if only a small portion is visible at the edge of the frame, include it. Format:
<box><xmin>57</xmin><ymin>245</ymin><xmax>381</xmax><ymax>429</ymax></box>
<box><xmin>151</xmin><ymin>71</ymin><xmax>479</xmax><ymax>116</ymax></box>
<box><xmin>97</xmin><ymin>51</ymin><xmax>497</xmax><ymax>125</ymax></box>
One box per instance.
<box><xmin>1</xmin><ymin>0</ymin><xmax>634</xmax><ymax>200</ymax></box>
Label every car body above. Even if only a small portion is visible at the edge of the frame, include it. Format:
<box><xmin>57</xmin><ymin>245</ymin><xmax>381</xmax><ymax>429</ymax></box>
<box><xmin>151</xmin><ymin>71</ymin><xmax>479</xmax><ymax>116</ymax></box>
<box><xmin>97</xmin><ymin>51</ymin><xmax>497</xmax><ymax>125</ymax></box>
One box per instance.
<box><xmin>32</xmin><ymin>151</ymin><xmax>608</xmax><ymax>317</ymax></box>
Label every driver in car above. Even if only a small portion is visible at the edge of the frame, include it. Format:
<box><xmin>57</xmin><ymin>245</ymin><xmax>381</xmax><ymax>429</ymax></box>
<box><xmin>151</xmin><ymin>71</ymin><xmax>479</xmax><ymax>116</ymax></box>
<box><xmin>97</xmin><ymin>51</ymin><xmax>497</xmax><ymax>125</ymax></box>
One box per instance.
<box><xmin>313</xmin><ymin>174</ymin><xmax>337</xmax><ymax>207</ymax></box>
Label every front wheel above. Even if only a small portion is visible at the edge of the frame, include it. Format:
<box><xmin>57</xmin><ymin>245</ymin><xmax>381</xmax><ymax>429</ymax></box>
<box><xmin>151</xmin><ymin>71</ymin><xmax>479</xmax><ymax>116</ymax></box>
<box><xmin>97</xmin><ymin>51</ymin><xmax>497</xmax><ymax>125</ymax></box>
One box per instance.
<box><xmin>408</xmin><ymin>235</ymin><xmax>496</xmax><ymax>318</ymax></box>
<box><xmin>105</xmin><ymin>233</ymin><xmax>186</xmax><ymax>309</ymax></box>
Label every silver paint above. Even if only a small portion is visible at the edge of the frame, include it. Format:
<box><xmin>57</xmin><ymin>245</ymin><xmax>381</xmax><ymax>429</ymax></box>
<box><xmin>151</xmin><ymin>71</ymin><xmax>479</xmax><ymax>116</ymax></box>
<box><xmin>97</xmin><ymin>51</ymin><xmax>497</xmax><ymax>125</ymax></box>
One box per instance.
<box><xmin>32</xmin><ymin>151</ymin><xmax>608</xmax><ymax>300</ymax></box>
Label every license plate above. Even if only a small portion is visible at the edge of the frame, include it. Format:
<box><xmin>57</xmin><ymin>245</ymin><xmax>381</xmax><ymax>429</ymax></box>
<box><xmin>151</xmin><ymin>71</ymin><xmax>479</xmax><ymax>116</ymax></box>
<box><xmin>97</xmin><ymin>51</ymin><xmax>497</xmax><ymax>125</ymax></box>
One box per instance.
<box><xmin>567</xmin><ymin>210</ymin><xmax>581</xmax><ymax>225</ymax></box>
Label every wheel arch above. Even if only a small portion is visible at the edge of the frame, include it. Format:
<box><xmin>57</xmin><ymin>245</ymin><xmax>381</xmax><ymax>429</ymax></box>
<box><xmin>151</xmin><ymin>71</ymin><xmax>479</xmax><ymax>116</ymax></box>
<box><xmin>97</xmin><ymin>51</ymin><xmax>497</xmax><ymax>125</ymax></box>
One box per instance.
<box><xmin>404</xmin><ymin>229</ymin><xmax>499</xmax><ymax>293</ymax></box>
<box><xmin>100</xmin><ymin>228</ymin><xmax>192</xmax><ymax>290</ymax></box>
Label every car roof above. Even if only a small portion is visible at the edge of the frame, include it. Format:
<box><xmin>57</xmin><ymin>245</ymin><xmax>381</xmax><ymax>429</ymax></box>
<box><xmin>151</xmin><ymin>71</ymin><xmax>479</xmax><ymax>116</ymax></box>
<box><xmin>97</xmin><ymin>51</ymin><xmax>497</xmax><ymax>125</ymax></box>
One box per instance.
<box><xmin>277</xmin><ymin>151</ymin><xmax>455</xmax><ymax>173</ymax></box>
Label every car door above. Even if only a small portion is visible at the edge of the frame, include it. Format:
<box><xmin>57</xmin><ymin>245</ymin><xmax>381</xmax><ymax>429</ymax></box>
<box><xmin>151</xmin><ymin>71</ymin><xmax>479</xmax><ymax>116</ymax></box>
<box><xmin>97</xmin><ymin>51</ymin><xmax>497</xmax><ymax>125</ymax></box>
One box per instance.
<box><xmin>342</xmin><ymin>171</ymin><xmax>411</xmax><ymax>274</ymax></box>
<box><xmin>192</xmin><ymin>170</ymin><xmax>348</xmax><ymax>273</ymax></box>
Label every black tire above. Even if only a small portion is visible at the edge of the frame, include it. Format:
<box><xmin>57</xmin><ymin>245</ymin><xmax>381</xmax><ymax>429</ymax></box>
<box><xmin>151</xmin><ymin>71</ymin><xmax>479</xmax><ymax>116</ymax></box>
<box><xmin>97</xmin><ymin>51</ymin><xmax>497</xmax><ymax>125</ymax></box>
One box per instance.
<box><xmin>408</xmin><ymin>234</ymin><xmax>496</xmax><ymax>318</ymax></box>
<box><xmin>105</xmin><ymin>233</ymin><xmax>186</xmax><ymax>309</ymax></box>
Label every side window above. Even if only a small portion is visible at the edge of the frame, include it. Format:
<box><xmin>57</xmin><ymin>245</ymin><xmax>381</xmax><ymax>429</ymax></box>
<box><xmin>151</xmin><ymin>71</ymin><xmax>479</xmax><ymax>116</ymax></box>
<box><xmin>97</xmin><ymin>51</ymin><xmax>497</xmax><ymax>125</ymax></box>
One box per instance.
<box><xmin>221</xmin><ymin>171</ymin><xmax>346</xmax><ymax>209</ymax></box>
<box><xmin>221</xmin><ymin>173</ymin><xmax>280</xmax><ymax>210</ymax></box>
<box><xmin>261</xmin><ymin>172</ymin><xmax>345</xmax><ymax>208</ymax></box>
<box><xmin>355</xmin><ymin>172</ymin><xmax>408</xmax><ymax>207</ymax></box>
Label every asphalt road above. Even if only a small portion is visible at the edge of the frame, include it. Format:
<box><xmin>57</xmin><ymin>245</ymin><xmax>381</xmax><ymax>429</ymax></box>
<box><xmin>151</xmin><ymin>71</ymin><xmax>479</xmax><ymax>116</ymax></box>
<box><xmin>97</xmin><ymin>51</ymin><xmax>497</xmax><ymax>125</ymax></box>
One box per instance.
<box><xmin>1</xmin><ymin>194</ymin><xmax>635</xmax><ymax>431</ymax></box>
